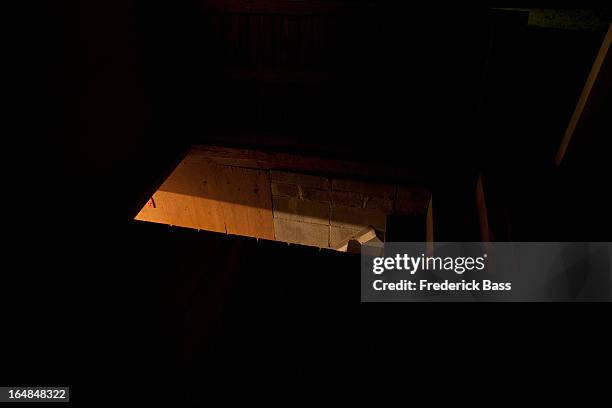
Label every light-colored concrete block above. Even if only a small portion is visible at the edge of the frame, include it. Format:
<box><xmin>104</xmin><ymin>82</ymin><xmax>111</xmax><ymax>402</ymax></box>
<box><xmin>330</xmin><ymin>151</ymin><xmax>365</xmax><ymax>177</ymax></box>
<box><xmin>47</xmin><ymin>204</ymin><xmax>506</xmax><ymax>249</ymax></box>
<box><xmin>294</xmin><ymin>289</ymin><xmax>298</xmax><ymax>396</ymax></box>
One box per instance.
<box><xmin>331</xmin><ymin>206</ymin><xmax>387</xmax><ymax>231</ymax></box>
<box><xmin>273</xmin><ymin>196</ymin><xmax>330</xmax><ymax>224</ymax></box>
<box><xmin>330</xmin><ymin>226</ymin><xmax>361</xmax><ymax>248</ymax></box>
<box><xmin>274</xmin><ymin>219</ymin><xmax>329</xmax><ymax>247</ymax></box>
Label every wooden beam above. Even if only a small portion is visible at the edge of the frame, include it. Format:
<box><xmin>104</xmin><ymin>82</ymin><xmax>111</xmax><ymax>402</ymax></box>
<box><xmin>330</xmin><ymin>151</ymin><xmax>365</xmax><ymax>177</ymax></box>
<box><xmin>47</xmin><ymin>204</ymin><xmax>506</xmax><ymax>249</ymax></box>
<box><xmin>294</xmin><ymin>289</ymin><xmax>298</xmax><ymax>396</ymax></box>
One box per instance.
<box><xmin>556</xmin><ymin>23</ymin><xmax>612</xmax><ymax>166</ymax></box>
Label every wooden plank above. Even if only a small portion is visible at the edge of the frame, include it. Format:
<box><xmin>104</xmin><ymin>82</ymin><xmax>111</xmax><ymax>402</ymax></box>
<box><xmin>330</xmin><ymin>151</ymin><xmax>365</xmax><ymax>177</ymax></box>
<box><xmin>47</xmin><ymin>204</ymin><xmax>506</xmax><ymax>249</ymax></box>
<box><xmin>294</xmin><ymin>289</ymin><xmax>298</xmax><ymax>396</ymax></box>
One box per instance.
<box><xmin>556</xmin><ymin>23</ymin><xmax>612</xmax><ymax>166</ymax></box>
<box><xmin>135</xmin><ymin>154</ymin><xmax>275</xmax><ymax>240</ymax></box>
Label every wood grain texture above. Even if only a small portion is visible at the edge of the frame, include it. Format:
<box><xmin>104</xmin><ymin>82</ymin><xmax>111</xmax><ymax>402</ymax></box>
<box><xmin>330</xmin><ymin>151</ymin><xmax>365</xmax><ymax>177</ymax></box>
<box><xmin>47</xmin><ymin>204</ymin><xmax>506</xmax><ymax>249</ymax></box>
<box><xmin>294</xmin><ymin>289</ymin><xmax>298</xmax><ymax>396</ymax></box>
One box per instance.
<box><xmin>136</xmin><ymin>154</ymin><xmax>275</xmax><ymax>240</ymax></box>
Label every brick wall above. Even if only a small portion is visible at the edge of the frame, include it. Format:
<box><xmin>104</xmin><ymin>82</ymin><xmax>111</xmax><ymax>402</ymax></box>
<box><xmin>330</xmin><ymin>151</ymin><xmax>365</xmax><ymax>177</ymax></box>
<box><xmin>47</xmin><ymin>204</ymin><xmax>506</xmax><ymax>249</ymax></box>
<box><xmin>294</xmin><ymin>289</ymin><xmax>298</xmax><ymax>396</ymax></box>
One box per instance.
<box><xmin>270</xmin><ymin>170</ymin><xmax>430</xmax><ymax>249</ymax></box>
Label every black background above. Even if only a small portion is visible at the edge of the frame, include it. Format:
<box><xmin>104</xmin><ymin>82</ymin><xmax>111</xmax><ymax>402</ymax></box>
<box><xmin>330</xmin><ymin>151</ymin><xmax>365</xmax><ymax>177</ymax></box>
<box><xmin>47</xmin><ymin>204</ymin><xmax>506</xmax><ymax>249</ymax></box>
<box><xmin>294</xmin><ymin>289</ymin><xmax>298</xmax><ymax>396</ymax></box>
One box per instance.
<box><xmin>5</xmin><ymin>1</ymin><xmax>611</xmax><ymax>405</ymax></box>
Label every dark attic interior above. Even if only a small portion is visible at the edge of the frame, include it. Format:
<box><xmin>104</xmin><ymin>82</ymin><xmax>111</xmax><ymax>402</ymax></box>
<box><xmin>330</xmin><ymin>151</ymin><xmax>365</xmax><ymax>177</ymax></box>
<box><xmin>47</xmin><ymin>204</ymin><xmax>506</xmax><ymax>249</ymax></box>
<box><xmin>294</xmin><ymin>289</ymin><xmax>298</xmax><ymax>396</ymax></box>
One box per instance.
<box><xmin>12</xmin><ymin>1</ymin><xmax>612</xmax><ymax>405</ymax></box>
